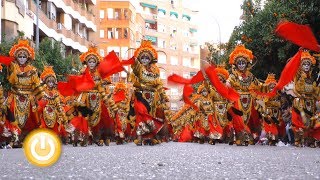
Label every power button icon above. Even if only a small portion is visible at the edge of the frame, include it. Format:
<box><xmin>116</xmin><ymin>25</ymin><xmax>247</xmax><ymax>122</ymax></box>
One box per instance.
<box><xmin>23</xmin><ymin>129</ymin><xmax>62</xmax><ymax>167</ymax></box>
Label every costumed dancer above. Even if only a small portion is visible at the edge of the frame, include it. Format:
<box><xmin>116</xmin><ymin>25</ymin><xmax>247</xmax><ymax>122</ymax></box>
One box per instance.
<box><xmin>113</xmin><ymin>81</ymin><xmax>131</xmax><ymax>144</ymax></box>
<box><xmin>226</xmin><ymin>45</ymin><xmax>262</xmax><ymax>146</ymax></box>
<box><xmin>193</xmin><ymin>83</ymin><xmax>221</xmax><ymax>144</ymax></box>
<box><xmin>205</xmin><ymin>65</ymin><xmax>235</xmax><ymax>145</ymax></box>
<box><xmin>0</xmin><ymin>39</ymin><xmax>43</xmax><ymax>146</ymax></box>
<box><xmin>257</xmin><ymin>74</ymin><xmax>282</xmax><ymax>145</ymax></box>
<box><xmin>77</xmin><ymin>46</ymin><xmax>118</xmax><ymax>146</ymax></box>
<box><xmin>291</xmin><ymin>50</ymin><xmax>319</xmax><ymax>147</ymax></box>
<box><xmin>38</xmin><ymin>66</ymin><xmax>68</xmax><ymax>142</ymax></box>
<box><xmin>128</xmin><ymin>40</ymin><xmax>170</xmax><ymax>146</ymax></box>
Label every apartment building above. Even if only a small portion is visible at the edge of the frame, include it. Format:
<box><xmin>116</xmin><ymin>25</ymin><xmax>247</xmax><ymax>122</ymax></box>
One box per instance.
<box><xmin>1</xmin><ymin>0</ymin><xmax>98</xmax><ymax>54</ymax></box>
<box><xmin>98</xmin><ymin>0</ymin><xmax>145</xmax><ymax>81</ymax></box>
<box><xmin>97</xmin><ymin>0</ymin><xmax>200</xmax><ymax>110</ymax></box>
<box><xmin>139</xmin><ymin>0</ymin><xmax>200</xmax><ymax>110</ymax></box>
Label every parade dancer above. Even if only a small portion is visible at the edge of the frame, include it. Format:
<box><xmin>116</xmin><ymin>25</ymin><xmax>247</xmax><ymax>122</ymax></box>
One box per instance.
<box><xmin>226</xmin><ymin>45</ymin><xmax>262</xmax><ymax>146</ymax></box>
<box><xmin>193</xmin><ymin>83</ymin><xmax>222</xmax><ymax>144</ymax></box>
<box><xmin>38</xmin><ymin>66</ymin><xmax>68</xmax><ymax>142</ymax></box>
<box><xmin>257</xmin><ymin>74</ymin><xmax>282</xmax><ymax>145</ymax></box>
<box><xmin>206</xmin><ymin>65</ymin><xmax>235</xmax><ymax>145</ymax></box>
<box><xmin>0</xmin><ymin>39</ymin><xmax>43</xmax><ymax>146</ymax></box>
<box><xmin>77</xmin><ymin>46</ymin><xmax>118</xmax><ymax>146</ymax></box>
<box><xmin>128</xmin><ymin>40</ymin><xmax>170</xmax><ymax>146</ymax></box>
<box><xmin>113</xmin><ymin>82</ymin><xmax>130</xmax><ymax>144</ymax></box>
<box><xmin>291</xmin><ymin>50</ymin><xmax>319</xmax><ymax>147</ymax></box>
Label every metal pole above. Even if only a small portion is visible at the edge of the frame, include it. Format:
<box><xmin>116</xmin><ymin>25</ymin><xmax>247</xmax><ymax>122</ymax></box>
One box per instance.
<box><xmin>212</xmin><ymin>17</ymin><xmax>221</xmax><ymax>63</ymax></box>
<box><xmin>36</xmin><ymin>0</ymin><xmax>39</xmax><ymax>50</ymax></box>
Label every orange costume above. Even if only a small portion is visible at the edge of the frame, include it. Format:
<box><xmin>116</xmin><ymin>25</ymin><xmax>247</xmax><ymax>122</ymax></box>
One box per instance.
<box><xmin>76</xmin><ymin>46</ymin><xmax>117</xmax><ymax>146</ymax></box>
<box><xmin>291</xmin><ymin>50</ymin><xmax>320</xmax><ymax>147</ymax></box>
<box><xmin>38</xmin><ymin>66</ymin><xmax>67</xmax><ymax>138</ymax></box>
<box><xmin>227</xmin><ymin>45</ymin><xmax>262</xmax><ymax>146</ymax></box>
<box><xmin>129</xmin><ymin>40</ymin><xmax>170</xmax><ymax>146</ymax></box>
<box><xmin>2</xmin><ymin>39</ymin><xmax>43</xmax><ymax>144</ymax></box>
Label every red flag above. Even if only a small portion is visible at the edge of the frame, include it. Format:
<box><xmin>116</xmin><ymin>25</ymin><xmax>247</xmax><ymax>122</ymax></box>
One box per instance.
<box><xmin>0</xmin><ymin>56</ymin><xmax>14</xmax><ymax>66</ymax></box>
<box><xmin>168</xmin><ymin>71</ymin><xmax>204</xmax><ymax>85</ymax></box>
<box><xmin>205</xmin><ymin>66</ymin><xmax>239</xmax><ymax>101</ymax></box>
<box><xmin>271</xmin><ymin>50</ymin><xmax>302</xmax><ymax>95</ymax></box>
<box><xmin>67</xmin><ymin>68</ymin><xmax>95</xmax><ymax>93</ymax></box>
<box><xmin>121</xmin><ymin>57</ymin><xmax>135</xmax><ymax>66</ymax></box>
<box><xmin>275</xmin><ymin>21</ymin><xmax>320</xmax><ymax>52</ymax></box>
<box><xmin>113</xmin><ymin>90</ymin><xmax>126</xmax><ymax>103</ymax></box>
<box><xmin>57</xmin><ymin>81</ymin><xmax>76</xmax><ymax>96</ymax></box>
<box><xmin>98</xmin><ymin>50</ymin><xmax>124</xmax><ymax>78</ymax></box>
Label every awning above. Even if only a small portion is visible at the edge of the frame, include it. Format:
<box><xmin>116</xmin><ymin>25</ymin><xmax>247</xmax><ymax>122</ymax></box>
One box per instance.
<box><xmin>170</xmin><ymin>11</ymin><xmax>178</xmax><ymax>18</ymax></box>
<box><xmin>145</xmin><ymin>19</ymin><xmax>156</xmax><ymax>24</ymax></box>
<box><xmin>189</xmin><ymin>28</ymin><xmax>197</xmax><ymax>33</ymax></box>
<box><xmin>158</xmin><ymin>8</ymin><xmax>166</xmax><ymax>14</ymax></box>
<box><xmin>140</xmin><ymin>2</ymin><xmax>157</xmax><ymax>9</ymax></box>
<box><xmin>144</xmin><ymin>35</ymin><xmax>157</xmax><ymax>43</ymax></box>
<box><xmin>182</xmin><ymin>14</ymin><xmax>191</xmax><ymax>21</ymax></box>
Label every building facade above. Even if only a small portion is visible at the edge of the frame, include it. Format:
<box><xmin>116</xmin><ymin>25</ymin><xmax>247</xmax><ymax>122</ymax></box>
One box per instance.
<box><xmin>97</xmin><ymin>0</ymin><xmax>200</xmax><ymax>110</ymax></box>
<box><xmin>98</xmin><ymin>0</ymin><xmax>145</xmax><ymax>81</ymax></box>
<box><xmin>1</xmin><ymin>0</ymin><xmax>98</xmax><ymax>54</ymax></box>
<box><xmin>139</xmin><ymin>0</ymin><xmax>200</xmax><ymax>110</ymax></box>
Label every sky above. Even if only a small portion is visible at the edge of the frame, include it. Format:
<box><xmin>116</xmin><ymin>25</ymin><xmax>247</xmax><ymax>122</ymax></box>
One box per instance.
<box><xmin>182</xmin><ymin>0</ymin><xmax>243</xmax><ymax>45</ymax></box>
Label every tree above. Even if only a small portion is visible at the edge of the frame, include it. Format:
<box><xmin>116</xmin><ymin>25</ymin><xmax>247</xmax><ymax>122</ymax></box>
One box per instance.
<box><xmin>0</xmin><ymin>36</ymin><xmax>82</xmax><ymax>90</ymax></box>
<box><xmin>224</xmin><ymin>0</ymin><xmax>320</xmax><ymax>79</ymax></box>
<box><xmin>35</xmin><ymin>38</ymin><xmax>82</xmax><ymax>81</ymax></box>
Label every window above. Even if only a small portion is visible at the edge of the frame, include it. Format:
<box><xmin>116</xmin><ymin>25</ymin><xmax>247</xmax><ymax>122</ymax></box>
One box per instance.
<box><xmin>121</xmin><ymin>47</ymin><xmax>128</xmax><ymax>59</ymax></box>
<box><xmin>170</xmin><ymin>41</ymin><xmax>177</xmax><ymax>50</ymax></box>
<box><xmin>99</xmin><ymin>49</ymin><xmax>104</xmax><ymax>57</ymax></box>
<box><xmin>183</xmin><ymin>44</ymin><xmax>190</xmax><ymax>52</ymax></box>
<box><xmin>99</xmin><ymin>30</ymin><xmax>104</xmax><ymax>38</ymax></box>
<box><xmin>115</xmin><ymin>28</ymin><xmax>122</xmax><ymax>39</ymax></box>
<box><xmin>124</xmin><ymin>28</ymin><xmax>128</xmax><ymax>39</ymax></box>
<box><xmin>183</xmin><ymin>57</ymin><xmax>191</xmax><ymax>67</ymax></box>
<box><xmin>183</xmin><ymin>72</ymin><xmax>190</xmax><ymax>79</ymax></box>
<box><xmin>170</xmin><ymin>102</ymin><xmax>178</xmax><ymax>111</ymax></box>
<box><xmin>160</xmin><ymin>71</ymin><xmax>166</xmax><ymax>79</ymax></box>
<box><xmin>170</xmin><ymin>56</ymin><xmax>178</xmax><ymax>65</ymax></box>
<box><xmin>107</xmin><ymin>8</ymin><xmax>114</xmax><ymax>19</ymax></box>
<box><xmin>183</xmin><ymin>30</ymin><xmax>189</xmax><ymax>37</ymax></box>
<box><xmin>107</xmin><ymin>28</ymin><xmax>114</xmax><ymax>39</ymax></box>
<box><xmin>158</xmin><ymin>54</ymin><xmax>166</xmax><ymax>64</ymax></box>
<box><xmin>99</xmin><ymin>10</ymin><xmax>104</xmax><ymax>19</ymax></box>
<box><xmin>171</xmin><ymin>88</ymin><xmax>179</xmax><ymax>96</ymax></box>
<box><xmin>158</xmin><ymin>39</ymin><xmax>166</xmax><ymax>48</ymax></box>
<box><xmin>158</xmin><ymin>24</ymin><xmax>166</xmax><ymax>33</ymax></box>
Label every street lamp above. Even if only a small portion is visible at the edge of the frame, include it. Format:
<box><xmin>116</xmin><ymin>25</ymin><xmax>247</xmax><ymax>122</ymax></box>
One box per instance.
<box><xmin>36</xmin><ymin>0</ymin><xmax>40</xmax><ymax>50</ymax></box>
<box><xmin>211</xmin><ymin>16</ymin><xmax>221</xmax><ymax>54</ymax></box>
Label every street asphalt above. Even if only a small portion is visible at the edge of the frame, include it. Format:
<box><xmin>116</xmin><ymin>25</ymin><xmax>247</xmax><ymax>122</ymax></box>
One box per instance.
<box><xmin>0</xmin><ymin>142</ymin><xmax>320</xmax><ymax>179</ymax></box>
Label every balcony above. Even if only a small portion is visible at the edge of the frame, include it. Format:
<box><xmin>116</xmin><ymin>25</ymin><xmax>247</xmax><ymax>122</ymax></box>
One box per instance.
<box><xmin>29</xmin><ymin>1</ymin><xmax>91</xmax><ymax>49</ymax></box>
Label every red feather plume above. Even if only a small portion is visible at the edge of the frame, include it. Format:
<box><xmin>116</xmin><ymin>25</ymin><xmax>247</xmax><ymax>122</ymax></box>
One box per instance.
<box><xmin>0</xmin><ymin>56</ymin><xmax>14</xmax><ymax>66</ymax></box>
<box><xmin>113</xmin><ymin>90</ymin><xmax>126</xmax><ymax>103</ymax></box>
<box><xmin>57</xmin><ymin>81</ymin><xmax>76</xmax><ymax>96</ymax></box>
<box><xmin>205</xmin><ymin>66</ymin><xmax>239</xmax><ymax>101</ymax></box>
<box><xmin>275</xmin><ymin>21</ymin><xmax>320</xmax><ymax>52</ymax></box>
<box><xmin>98</xmin><ymin>50</ymin><xmax>124</xmax><ymax>79</ymax></box>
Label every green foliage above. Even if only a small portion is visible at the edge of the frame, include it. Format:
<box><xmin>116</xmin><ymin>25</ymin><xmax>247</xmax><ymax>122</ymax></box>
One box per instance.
<box><xmin>35</xmin><ymin>37</ymin><xmax>82</xmax><ymax>81</ymax></box>
<box><xmin>0</xmin><ymin>36</ymin><xmax>82</xmax><ymax>89</ymax></box>
<box><xmin>223</xmin><ymin>0</ymin><xmax>320</xmax><ymax>79</ymax></box>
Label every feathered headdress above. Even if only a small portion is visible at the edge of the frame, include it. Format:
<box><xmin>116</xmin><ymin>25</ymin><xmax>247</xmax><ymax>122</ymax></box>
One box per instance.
<box><xmin>40</xmin><ymin>66</ymin><xmax>56</xmax><ymax>82</ymax></box>
<box><xmin>134</xmin><ymin>40</ymin><xmax>158</xmax><ymax>62</ymax></box>
<box><xmin>264</xmin><ymin>73</ymin><xmax>277</xmax><ymax>85</ymax></box>
<box><xmin>301</xmin><ymin>50</ymin><xmax>316</xmax><ymax>65</ymax></box>
<box><xmin>229</xmin><ymin>44</ymin><xmax>254</xmax><ymax>65</ymax></box>
<box><xmin>79</xmin><ymin>45</ymin><xmax>103</xmax><ymax>63</ymax></box>
<box><xmin>214</xmin><ymin>64</ymin><xmax>229</xmax><ymax>80</ymax></box>
<box><xmin>9</xmin><ymin>39</ymin><xmax>35</xmax><ymax>60</ymax></box>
